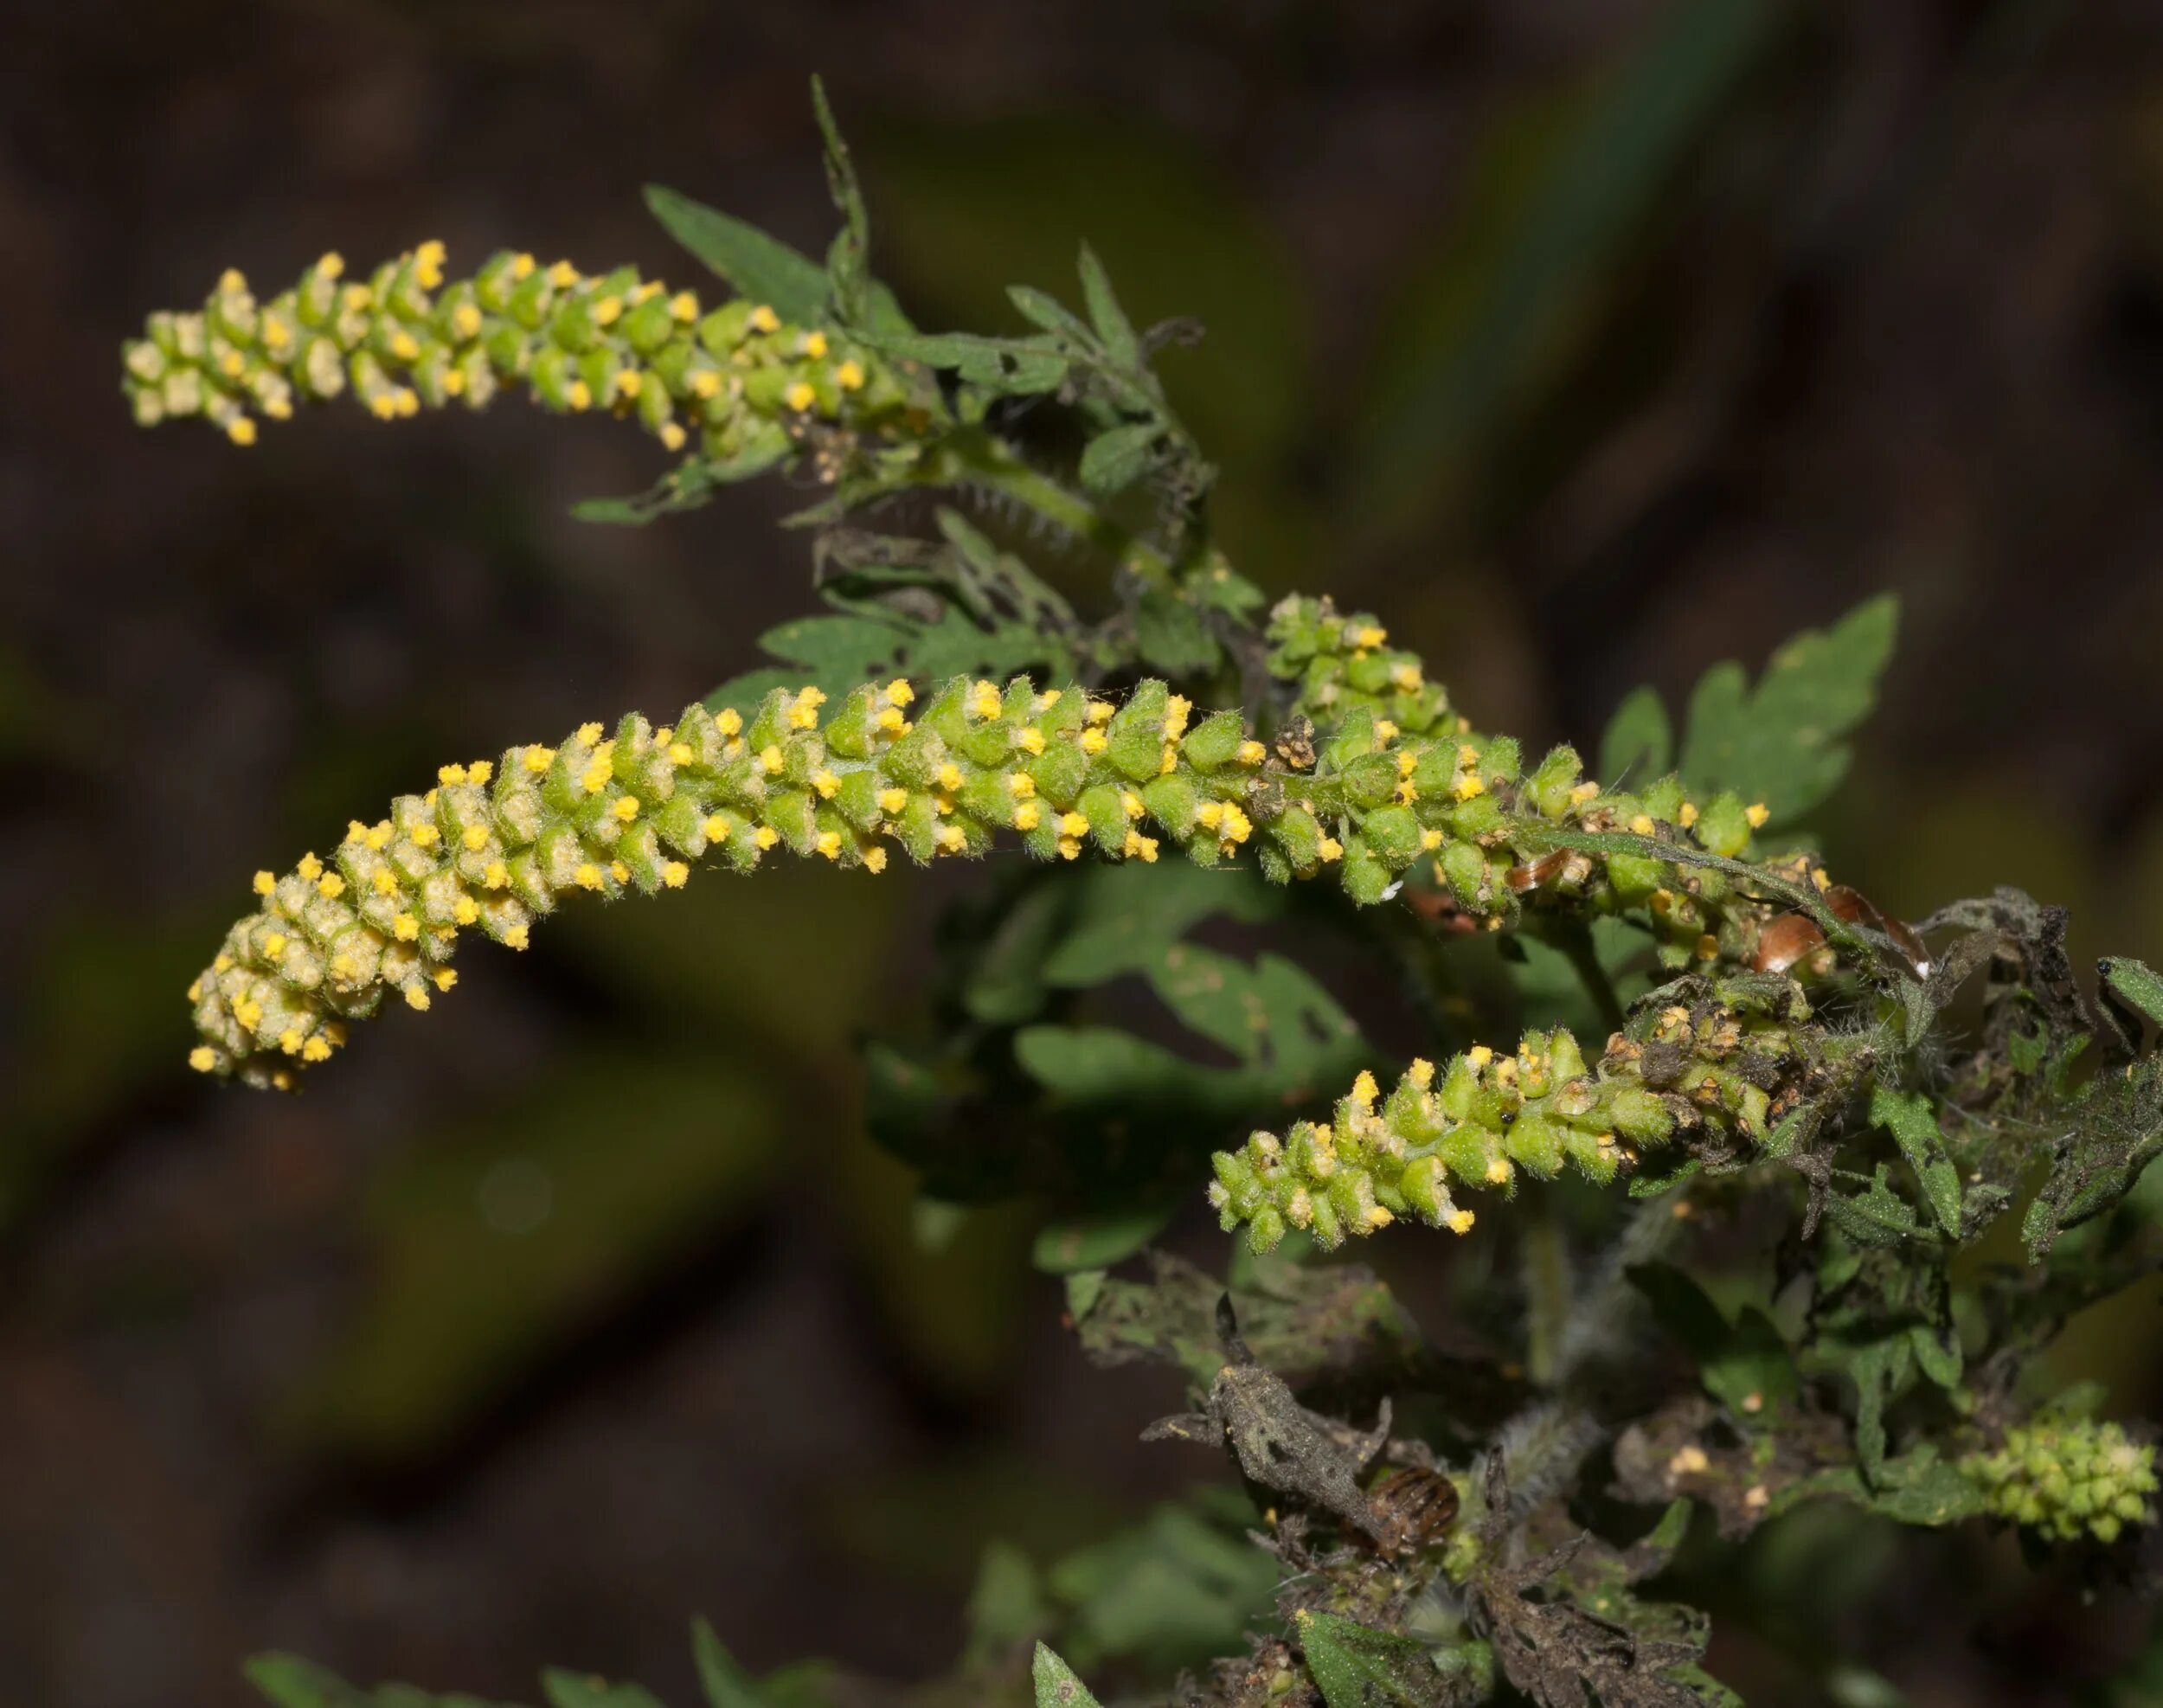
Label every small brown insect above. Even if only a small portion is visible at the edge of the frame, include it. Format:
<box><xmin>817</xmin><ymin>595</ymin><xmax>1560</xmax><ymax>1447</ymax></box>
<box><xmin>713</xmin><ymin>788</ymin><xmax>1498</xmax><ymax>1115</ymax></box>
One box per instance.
<box><xmin>1362</xmin><ymin>1466</ymin><xmax>1461</xmax><ymax>1556</ymax></box>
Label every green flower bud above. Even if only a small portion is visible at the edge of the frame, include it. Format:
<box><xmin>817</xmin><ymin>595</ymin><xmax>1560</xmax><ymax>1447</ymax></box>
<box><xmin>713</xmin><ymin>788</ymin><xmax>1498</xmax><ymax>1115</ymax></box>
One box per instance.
<box><xmin>1264</xmin><ymin>594</ymin><xmax>1458</xmax><ymax>737</ymax></box>
<box><xmin>1962</xmin><ymin>1418</ymin><xmax>2158</xmax><ymax>1544</ymax></box>
<box><xmin>1182</xmin><ymin>709</ymin><xmax>1248</xmax><ymax>772</ymax></box>
<box><xmin>1694</xmin><ymin>792</ymin><xmax>1762</xmax><ymax>859</ymax></box>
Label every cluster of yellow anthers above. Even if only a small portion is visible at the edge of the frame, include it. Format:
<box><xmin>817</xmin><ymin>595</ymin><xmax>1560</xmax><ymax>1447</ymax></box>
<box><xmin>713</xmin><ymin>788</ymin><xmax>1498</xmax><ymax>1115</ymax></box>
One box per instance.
<box><xmin>189</xmin><ymin>659</ymin><xmax>1785</xmax><ymax>1087</ymax></box>
<box><xmin>1265</xmin><ymin>594</ymin><xmax>1460</xmax><ymax>740</ymax></box>
<box><xmin>120</xmin><ymin>243</ymin><xmax>916</xmax><ymax>465</ymax></box>
<box><xmin>1209</xmin><ymin>1041</ymin><xmax>1673</xmax><ymax>1253</ymax></box>
<box><xmin>1264</xmin><ymin>594</ymin><xmax>1808</xmax><ymax>968</ymax></box>
<box><xmin>1209</xmin><ymin>979</ymin><xmax>1813</xmax><ymax>1250</ymax></box>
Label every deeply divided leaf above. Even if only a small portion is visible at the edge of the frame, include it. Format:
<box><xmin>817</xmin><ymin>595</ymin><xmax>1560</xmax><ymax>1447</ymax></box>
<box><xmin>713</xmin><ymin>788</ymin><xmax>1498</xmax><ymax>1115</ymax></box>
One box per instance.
<box><xmin>1677</xmin><ymin>594</ymin><xmax>1898</xmax><ymax>823</ymax></box>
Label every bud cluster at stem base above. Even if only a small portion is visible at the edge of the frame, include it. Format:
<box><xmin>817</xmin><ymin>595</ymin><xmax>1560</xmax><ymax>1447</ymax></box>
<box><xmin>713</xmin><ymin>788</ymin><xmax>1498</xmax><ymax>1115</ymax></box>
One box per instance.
<box><xmin>1963</xmin><ymin>1418</ymin><xmax>2159</xmax><ymax>1544</ymax></box>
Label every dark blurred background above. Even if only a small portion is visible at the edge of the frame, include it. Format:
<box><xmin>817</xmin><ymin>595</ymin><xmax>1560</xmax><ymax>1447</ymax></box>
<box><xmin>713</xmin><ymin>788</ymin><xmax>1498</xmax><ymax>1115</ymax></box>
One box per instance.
<box><xmin>7</xmin><ymin>2</ymin><xmax>2163</xmax><ymax>1705</ymax></box>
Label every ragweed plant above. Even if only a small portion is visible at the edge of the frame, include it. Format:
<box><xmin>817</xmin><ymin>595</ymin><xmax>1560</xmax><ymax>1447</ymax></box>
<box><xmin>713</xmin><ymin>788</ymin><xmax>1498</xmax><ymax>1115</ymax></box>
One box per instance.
<box><xmin>135</xmin><ymin>82</ymin><xmax>2163</xmax><ymax>1708</ymax></box>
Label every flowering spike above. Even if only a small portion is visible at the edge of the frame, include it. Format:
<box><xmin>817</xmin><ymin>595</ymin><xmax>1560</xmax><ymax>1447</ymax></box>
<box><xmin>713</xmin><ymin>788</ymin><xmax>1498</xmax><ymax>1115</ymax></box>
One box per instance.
<box><xmin>190</xmin><ymin>654</ymin><xmax>1810</xmax><ymax>1088</ymax></box>
<box><xmin>122</xmin><ymin>246</ymin><xmax>921</xmax><ymax>477</ymax></box>
<box><xmin>1205</xmin><ymin>979</ymin><xmax>1817</xmax><ymax>1253</ymax></box>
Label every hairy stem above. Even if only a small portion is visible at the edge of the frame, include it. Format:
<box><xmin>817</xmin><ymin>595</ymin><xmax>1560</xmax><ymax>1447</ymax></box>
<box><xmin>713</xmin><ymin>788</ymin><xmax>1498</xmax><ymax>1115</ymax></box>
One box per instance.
<box><xmin>1548</xmin><ymin>917</ymin><xmax>1627</xmax><ymax>1036</ymax></box>
<box><xmin>934</xmin><ymin>427</ymin><xmax>1174</xmax><ymax>585</ymax></box>
<box><xmin>1522</xmin><ymin>1202</ymin><xmax>1574</xmax><ymax>1387</ymax></box>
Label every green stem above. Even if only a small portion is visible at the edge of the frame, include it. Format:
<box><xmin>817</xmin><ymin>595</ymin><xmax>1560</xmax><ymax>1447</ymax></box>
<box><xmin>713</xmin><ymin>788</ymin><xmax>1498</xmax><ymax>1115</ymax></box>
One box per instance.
<box><xmin>929</xmin><ymin>429</ymin><xmax>1174</xmax><ymax>587</ymax></box>
<box><xmin>1522</xmin><ymin>1202</ymin><xmax>1573</xmax><ymax>1388</ymax></box>
<box><xmin>1548</xmin><ymin>918</ymin><xmax>1627</xmax><ymax>1037</ymax></box>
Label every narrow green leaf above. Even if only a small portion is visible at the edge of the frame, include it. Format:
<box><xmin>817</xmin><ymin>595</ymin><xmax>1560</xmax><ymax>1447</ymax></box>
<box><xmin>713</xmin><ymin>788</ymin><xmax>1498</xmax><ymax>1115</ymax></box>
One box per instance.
<box><xmin>1064</xmin><ymin>1268</ymin><xmax>1107</xmax><ymax>1319</ymax></box>
<box><xmin>1079</xmin><ymin>421</ymin><xmax>1159</xmax><ymax>495</ymax></box>
<box><xmin>644</xmin><ymin>185</ymin><xmax>828</xmax><ymax>324</ymax></box>
<box><xmin>1598</xmin><ymin>684</ymin><xmax>1672</xmax><ymax>785</ymax></box>
<box><xmin>1000</xmin><ymin>349</ymin><xmax>1069</xmax><ymax>394</ymax></box>
<box><xmin>568</xmin><ymin>495</ymin><xmax>662</xmax><ymax>527</ymax></box>
<box><xmin>1031</xmin><ymin>1643</ymin><xmax>1104</xmax><ymax>1708</ymax></box>
<box><xmin>1908</xmin><ymin>1321</ymin><xmax>1962</xmax><ymax>1390</ymax></box>
<box><xmin>690</xmin><ymin>1620</ymin><xmax>768</xmax><ymax>1708</ymax></box>
<box><xmin>809</xmin><ymin>74</ymin><xmax>871</xmax><ymax>324</ymax></box>
<box><xmin>1628</xmin><ymin>1155</ymin><xmax>1702</xmax><ymax>1198</ymax></box>
<box><xmin>1077</xmin><ymin>243</ymin><xmax>1142</xmax><ymax>369</ymax></box>
<box><xmin>863</xmin><ymin>328</ymin><xmax>985</xmax><ymax>368</ymax></box>
<box><xmin>2102</xmin><ymin>956</ymin><xmax>2163</xmax><ymax>1032</ymax></box>
<box><xmin>1870</xmin><ymin>1085</ymin><xmax>1962</xmax><ymax>1236</ymax></box>
<box><xmin>1643</xmin><ymin>1495</ymin><xmax>1695</xmax><ymax>1557</ymax></box>
<box><xmin>1008</xmin><ymin>284</ymin><xmax>1093</xmax><ymax>340</ymax></box>
<box><xmin>1844</xmin><ymin>1334</ymin><xmax>1913</xmax><ymax>1481</ymax></box>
